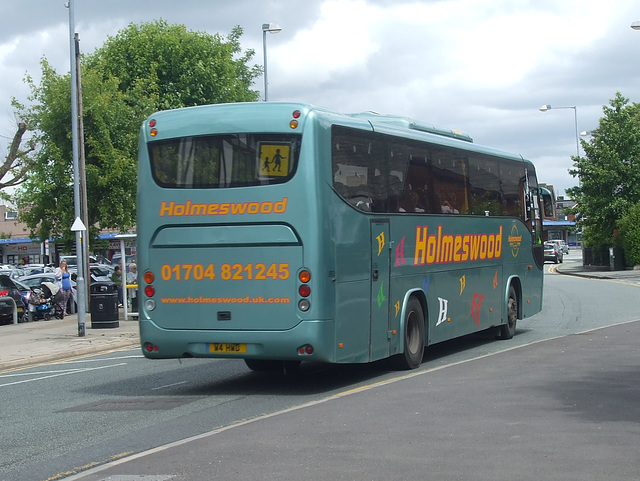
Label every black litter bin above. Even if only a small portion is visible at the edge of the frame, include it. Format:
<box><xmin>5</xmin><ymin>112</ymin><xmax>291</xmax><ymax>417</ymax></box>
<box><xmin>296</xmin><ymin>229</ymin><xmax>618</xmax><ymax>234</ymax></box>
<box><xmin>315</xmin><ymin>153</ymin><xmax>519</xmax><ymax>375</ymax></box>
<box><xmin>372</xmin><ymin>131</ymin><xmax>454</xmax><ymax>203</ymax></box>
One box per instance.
<box><xmin>91</xmin><ymin>281</ymin><xmax>119</xmax><ymax>328</ymax></box>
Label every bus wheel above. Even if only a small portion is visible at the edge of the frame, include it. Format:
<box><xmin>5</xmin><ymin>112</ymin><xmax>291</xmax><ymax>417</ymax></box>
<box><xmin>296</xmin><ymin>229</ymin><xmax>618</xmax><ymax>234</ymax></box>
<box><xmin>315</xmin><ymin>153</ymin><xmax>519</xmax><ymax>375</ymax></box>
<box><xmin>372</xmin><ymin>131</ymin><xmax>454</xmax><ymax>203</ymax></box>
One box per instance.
<box><xmin>499</xmin><ymin>285</ymin><xmax>518</xmax><ymax>340</ymax></box>
<box><xmin>392</xmin><ymin>297</ymin><xmax>425</xmax><ymax>370</ymax></box>
<box><xmin>244</xmin><ymin>359</ymin><xmax>301</xmax><ymax>373</ymax></box>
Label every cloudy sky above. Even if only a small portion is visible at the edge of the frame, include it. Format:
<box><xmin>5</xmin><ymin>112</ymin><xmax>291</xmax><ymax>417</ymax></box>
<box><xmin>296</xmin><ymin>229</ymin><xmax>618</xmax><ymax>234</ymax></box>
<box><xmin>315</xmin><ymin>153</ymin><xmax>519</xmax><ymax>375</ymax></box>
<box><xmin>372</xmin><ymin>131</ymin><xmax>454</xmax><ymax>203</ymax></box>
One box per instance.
<box><xmin>1</xmin><ymin>0</ymin><xmax>640</xmax><ymax>196</ymax></box>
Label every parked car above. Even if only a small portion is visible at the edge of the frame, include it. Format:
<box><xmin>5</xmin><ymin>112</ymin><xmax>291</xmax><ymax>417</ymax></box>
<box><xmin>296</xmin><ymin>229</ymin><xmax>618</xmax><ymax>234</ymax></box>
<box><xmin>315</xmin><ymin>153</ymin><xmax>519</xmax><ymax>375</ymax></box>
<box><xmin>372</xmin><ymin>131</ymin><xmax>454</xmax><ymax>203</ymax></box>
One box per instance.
<box><xmin>0</xmin><ymin>267</ymin><xmax>25</xmax><ymax>281</ymax></box>
<box><xmin>59</xmin><ymin>255</ymin><xmax>97</xmax><ymax>267</ymax></box>
<box><xmin>547</xmin><ymin>239</ymin><xmax>569</xmax><ymax>254</ymax></box>
<box><xmin>543</xmin><ymin>242</ymin><xmax>563</xmax><ymax>264</ymax></box>
<box><xmin>68</xmin><ymin>264</ymin><xmax>114</xmax><ymax>283</ymax></box>
<box><xmin>90</xmin><ymin>264</ymin><xmax>115</xmax><ymax>282</ymax></box>
<box><xmin>0</xmin><ymin>275</ymin><xmax>26</xmax><ymax>324</ymax></box>
<box><xmin>21</xmin><ymin>264</ymin><xmax>55</xmax><ymax>276</ymax></box>
<box><xmin>18</xmin><ymin>273</ymin><xmax>77</xmax><ymax>314</ymax></box>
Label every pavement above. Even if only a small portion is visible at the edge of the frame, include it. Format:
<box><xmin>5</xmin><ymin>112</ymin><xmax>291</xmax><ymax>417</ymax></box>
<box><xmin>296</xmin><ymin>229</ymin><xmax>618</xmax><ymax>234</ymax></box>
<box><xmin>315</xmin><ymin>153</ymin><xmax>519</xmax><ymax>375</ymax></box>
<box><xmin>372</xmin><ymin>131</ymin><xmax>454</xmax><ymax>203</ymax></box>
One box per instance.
<box><xmin>0</xmin><ymin>310</ymin><xmax>140</xmax><ymax>370</ymax></box>
<box><xmin>553</xmin><ymin>252</ymin><xmax>640</xmax><ymax>283</ymax></box>
<box><xmin>1</xmin><ymin>249</ymin><xmax>638</xmax><ymax>371</ymax></box>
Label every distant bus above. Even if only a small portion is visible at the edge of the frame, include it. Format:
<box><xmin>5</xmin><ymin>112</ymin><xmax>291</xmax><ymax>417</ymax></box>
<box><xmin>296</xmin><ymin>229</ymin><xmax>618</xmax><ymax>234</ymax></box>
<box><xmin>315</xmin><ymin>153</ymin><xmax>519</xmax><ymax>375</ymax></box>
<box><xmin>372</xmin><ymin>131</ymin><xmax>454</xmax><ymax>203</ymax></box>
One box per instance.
<box><xmin>137</xmin><ymin>102</ymin><xmax>549</xmax><ymax>370</ymax></box>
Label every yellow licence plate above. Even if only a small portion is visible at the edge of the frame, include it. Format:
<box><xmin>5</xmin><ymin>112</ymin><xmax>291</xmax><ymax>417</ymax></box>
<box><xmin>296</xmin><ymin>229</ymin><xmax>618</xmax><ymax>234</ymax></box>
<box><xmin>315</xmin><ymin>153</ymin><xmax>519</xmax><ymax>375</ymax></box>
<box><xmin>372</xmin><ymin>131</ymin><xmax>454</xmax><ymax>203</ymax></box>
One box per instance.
<box><xmin>209</xmin><ymin>343</ymin><xmax>246</xmax><ymax>354</ymax></box>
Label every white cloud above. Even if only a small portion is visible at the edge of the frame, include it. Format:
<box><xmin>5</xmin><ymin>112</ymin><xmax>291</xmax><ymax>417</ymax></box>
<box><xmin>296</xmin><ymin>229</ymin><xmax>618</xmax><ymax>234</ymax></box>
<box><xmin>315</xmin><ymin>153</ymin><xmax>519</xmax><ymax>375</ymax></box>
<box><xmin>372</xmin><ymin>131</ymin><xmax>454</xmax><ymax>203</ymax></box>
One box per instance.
<box><xmin>1</xmin><ymin>0</ymin><xmax>639</xmax><ymax>196</ymax></box>
<box><xmin>275</xmin><ymin>0</ymin><xmax>383</xmax><ymax>87</ymax></box>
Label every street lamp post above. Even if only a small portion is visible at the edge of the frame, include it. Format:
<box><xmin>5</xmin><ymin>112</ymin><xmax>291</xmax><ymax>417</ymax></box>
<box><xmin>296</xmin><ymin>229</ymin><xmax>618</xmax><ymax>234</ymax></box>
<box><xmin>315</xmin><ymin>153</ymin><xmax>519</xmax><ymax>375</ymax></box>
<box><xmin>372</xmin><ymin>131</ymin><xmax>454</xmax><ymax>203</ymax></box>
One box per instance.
<box><xmin>262</xmin><ymin>23</ymin><xmax>281</xmax><ymax>101</ymax></box>
<box><xmin>66</xmin><ymin>0</ymin><xmax>87</xmax><ymax>337</ymax></box>
<box><xmin>539</xmin><ymin>104</ymin><xmax>580</xmax><ymax>158</ymax></box>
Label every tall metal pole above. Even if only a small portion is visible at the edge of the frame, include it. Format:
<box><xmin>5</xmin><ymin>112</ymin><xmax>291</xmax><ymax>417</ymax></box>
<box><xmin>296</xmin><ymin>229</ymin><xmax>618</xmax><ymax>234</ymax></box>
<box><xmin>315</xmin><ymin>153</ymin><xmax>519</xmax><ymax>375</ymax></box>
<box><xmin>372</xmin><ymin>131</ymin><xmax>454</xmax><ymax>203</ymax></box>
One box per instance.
<box><xmin>572</xmin><ymin>107</ymin><xmax>579</xmax><ymax>158</ymax></box>
<box><xmin>262</xmin><ymin>23</ymin><xmax>281</xmax><ymax>102</ymax></box>
<box><xmin>262</xmin><ymin>28</ymin><xmax>268</xmax><ymax>101</ymax></box>
<box><xmin>539</xmin><ymin>104</ymin><xmax>580</xmax><ymax>157</ymax></box>
<box><xmin>67</xmin><ymin>0</ymin><xmax>87</xmax><ymax>336</ymax></box>
<box><xmin>75</xmin><ymin>33</ymin><xmax>90</xmax><ymax>310</ymax></box>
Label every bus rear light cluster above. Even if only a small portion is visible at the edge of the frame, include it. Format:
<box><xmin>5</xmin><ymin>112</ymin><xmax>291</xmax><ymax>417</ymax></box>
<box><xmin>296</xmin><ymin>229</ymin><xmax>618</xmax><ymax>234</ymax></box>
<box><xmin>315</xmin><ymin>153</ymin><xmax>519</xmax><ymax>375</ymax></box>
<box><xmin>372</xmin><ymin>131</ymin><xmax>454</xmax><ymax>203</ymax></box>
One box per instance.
<box><xmin>298</xmin><ymin>344</ymin><xmax>314</xmax><ymax>355</ymax></box>
<box><xmin>290</xmin><ymin>110</ymin><xmax>301</xmax><ymax>129</ymax></box>
<box><xmin>297</xmin><ymin>269</ymin><xmax>311</xmax><ymax>312</ymax></box>
<box><xmin>143</xmin><ymin>271</ymin><xmax>156</xmax><ymax>311</ymax></box>
<box><xmin>144</xmin><ymin>342</ymin><xmax>159</xmax><ymax>353</ymax></box>
<box><xmin>149</xmin><ymin>119</ymin><xmax>158</xmax><ymax>137</ymax></box>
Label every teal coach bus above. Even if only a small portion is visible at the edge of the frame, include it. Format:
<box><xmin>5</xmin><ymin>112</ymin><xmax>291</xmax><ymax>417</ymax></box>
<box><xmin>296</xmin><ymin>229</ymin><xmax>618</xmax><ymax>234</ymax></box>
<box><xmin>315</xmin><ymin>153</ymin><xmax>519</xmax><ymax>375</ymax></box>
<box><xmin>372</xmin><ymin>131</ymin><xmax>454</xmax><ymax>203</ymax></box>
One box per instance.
<box><xmin>137</xmin><ymin>102</ymin><xmax>550</xmax><ymax>370</ymax></box>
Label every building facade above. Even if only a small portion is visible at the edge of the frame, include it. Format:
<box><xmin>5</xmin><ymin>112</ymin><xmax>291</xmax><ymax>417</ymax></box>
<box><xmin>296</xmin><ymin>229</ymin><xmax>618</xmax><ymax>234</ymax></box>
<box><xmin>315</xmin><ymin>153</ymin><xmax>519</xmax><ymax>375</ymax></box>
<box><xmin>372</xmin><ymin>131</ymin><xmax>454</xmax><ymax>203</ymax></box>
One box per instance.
<box><xmin>538</xmin><ymin>185</ymin><xmax>581</xmax><ymax>247</ymax></box>
<box><xmin>0</xmin><ymin>205</ymin><xmax>135</xmax><ymax>266</ymax></box>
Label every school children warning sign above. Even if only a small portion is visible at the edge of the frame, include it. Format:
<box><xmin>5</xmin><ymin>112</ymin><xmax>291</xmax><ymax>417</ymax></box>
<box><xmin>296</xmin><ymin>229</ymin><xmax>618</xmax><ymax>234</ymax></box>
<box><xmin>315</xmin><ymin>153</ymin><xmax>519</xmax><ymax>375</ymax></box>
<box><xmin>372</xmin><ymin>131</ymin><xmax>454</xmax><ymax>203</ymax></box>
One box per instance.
<box><xmin>259</xmin><ymin>143</ymin><xmax>290</xmax><ymax>177</ymax></box>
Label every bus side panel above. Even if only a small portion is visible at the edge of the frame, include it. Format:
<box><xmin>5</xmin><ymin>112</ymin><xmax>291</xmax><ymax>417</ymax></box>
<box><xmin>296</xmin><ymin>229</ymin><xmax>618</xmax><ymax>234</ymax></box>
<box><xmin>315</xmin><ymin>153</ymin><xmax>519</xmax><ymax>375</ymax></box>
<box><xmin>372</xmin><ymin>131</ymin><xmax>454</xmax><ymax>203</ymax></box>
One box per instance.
<box><xmin>334</xmin><ymin>280</ymin><xmax>372</xmax><ymax>363</ymax></box>
<box><xmin>386</xmin><ymin>216</ymin><xmax>539</xmax><ymax>349</ymax></box>
<box><xmin>418</xmin><ymin>265</ymin><xmax>501</xmax><ymax>346</ymax></box>
<box><xmin>329</xmin><ymin>192</ymin><xmax>381</xmax><ymax>364</ymax></box>
<box><xmin>515</xmin><ymin>265</ymin><xmax>543</xmax><ymax>318</ymax></box>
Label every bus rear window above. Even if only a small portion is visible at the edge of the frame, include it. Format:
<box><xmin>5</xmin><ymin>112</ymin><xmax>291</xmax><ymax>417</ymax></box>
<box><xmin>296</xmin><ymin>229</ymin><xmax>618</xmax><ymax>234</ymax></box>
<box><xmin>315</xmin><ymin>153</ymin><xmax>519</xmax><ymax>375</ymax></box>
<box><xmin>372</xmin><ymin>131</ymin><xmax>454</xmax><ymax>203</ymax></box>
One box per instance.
<box><xmin>149</xmin><ymin>134</ymin><xmax>301</xmax><ymax>188</ymax></box>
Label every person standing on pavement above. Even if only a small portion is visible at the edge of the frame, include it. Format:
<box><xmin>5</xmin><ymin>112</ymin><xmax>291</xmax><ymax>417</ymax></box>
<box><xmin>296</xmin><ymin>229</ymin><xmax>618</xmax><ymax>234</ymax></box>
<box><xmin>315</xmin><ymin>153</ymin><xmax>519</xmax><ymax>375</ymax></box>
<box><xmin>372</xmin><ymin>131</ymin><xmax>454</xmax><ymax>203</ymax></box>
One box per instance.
<box><xmin>111</xmin><ymin>264</ymin><xmax>123</xmax><ymax>307</ymax></box>
<box><xmin>59</xmin><ymin>260</ymin><xmax>73</xmax><ymax>316</ymax></box>
<box><xmin>127</xmin><ymin>263</ymin><xmax>138</xmax><ymax>311</ymax></box>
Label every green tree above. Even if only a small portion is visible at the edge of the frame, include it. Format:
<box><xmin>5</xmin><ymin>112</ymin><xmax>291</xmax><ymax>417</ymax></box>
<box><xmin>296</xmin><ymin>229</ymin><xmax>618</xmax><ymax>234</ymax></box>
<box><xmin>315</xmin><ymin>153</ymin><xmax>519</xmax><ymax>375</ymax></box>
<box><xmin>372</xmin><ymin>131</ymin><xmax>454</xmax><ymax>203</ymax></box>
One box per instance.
<box><xmin>12</xmin><ymin>21</ymin><xmax>261</xmax><ymax>249</ymax></box>
<box><xmin>13</xmin><ymin>59</ymin><xmax>141</xmax><ymax>250</ymax></box>
<box><xmin>617</xmin><ymin>200</ymin><xmax>640</xmax><ymax>266</ymax></box>
<box><xmin>567</xmin><ymin>92</ymin><xmax>640</xmax><ymax>260</ymax></box>
<box><xmin>86</xmin><ymin>21</ymin><xmax>261</xmax><ymax>110</ymax></box>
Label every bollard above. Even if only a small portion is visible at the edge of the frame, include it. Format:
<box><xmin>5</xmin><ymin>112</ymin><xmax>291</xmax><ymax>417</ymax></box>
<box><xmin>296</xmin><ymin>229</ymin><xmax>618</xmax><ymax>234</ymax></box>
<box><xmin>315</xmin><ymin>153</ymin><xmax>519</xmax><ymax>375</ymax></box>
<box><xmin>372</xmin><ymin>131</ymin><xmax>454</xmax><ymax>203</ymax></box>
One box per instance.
<box><xmin>1</xmin><ymin>296</ymin><xmax>18</xmax><ymax>324</ymax></box>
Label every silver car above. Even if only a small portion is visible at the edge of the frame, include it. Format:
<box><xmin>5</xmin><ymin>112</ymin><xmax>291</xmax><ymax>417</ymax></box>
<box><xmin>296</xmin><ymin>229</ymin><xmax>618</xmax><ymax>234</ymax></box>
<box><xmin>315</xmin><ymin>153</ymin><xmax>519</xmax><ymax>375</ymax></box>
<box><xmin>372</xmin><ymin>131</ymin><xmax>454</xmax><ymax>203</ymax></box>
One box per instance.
<box><xmin>548</xmin><ymin>239</ymin><xmax>569</xmax><ymax>254</ymax></box>
<box><xmin>543</xmin><ymin>242</ymin><xmax>563</xmax><ymax>264</ymax></box>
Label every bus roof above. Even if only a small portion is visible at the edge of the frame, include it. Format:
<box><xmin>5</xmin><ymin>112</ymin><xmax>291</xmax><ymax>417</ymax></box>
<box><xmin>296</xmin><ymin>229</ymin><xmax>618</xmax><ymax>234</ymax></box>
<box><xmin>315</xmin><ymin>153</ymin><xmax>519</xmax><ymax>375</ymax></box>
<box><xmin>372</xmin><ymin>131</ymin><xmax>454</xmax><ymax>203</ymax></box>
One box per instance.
<box><xmin>145</xmin><ymin>102</ymin><xmax>533</xmax><ymax>166</ymax></box>
<box><xmin>346</xmin><ymin>111</ymin><xmax>473</xmax><ymax>143</ymax></box>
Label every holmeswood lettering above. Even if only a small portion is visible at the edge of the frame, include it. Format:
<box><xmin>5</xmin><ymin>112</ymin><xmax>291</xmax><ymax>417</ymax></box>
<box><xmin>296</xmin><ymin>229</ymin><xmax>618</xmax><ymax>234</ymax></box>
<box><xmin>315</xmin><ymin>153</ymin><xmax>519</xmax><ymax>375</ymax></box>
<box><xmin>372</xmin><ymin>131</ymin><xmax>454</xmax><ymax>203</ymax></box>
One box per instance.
<box><xmin>159</xmin><ymin>198</ymin><xmax>288</xmax><ymax>217</ymax></box>
<box><xmin>414</xmin><ymin>225</ymin><xmax>503</xmax><ymax>265</ymax></box>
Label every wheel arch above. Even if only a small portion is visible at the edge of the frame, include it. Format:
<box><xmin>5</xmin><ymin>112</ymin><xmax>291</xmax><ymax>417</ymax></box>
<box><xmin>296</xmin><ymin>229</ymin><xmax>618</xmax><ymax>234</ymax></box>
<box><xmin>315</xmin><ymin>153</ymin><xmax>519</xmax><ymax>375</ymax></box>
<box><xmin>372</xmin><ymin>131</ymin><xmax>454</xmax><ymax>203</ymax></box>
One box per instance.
<box><xmin>397</xmin><ymin>288</ymin><xmax>428</xmax><ymax>352</ymax></box>
<box><xmin>504</xmin><ymin>275</ymin><xmax>522</xmax><ymax>320</ymax></box>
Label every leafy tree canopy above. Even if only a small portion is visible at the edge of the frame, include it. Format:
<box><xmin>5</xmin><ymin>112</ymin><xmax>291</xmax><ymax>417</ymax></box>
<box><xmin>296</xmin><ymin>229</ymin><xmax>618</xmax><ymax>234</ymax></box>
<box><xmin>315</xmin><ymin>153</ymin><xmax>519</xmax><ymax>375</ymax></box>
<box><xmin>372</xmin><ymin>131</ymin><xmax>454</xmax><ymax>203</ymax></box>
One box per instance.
<box><xmin>567</xmin><ymin>92</ymin><xmax>640</xmax><ymax>251</ymax></box>
<box><xmin>617</xmin><ymin>201</ymin><xmax>640</xmax><ymax>266</ymax></box>
<box><xmin>12</xmin><ymin>21</ymin><xmax>261</xmax><ymax>250</ymax></box>
<box><xmin>86</xmin><ymin>21</ymin><xmax>261</xmax><ymax>110</ymax></box>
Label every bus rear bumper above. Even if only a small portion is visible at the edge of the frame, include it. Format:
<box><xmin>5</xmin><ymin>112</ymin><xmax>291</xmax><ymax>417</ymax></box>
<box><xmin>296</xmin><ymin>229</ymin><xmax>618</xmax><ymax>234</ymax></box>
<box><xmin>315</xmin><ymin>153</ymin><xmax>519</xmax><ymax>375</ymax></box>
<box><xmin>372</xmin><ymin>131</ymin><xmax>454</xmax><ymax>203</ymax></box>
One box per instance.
<box><xmin>139</xmin><ymin>318</ymin><xmax>336</xmax><ymax>363</ymax></box>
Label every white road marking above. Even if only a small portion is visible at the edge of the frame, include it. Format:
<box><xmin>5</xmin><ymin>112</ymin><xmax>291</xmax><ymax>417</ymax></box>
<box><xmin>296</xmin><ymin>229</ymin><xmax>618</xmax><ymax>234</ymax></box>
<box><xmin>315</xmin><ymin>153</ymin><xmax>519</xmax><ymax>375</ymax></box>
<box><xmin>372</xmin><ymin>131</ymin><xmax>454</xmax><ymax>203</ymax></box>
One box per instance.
<box><xmin>0</xmin><ymin>362</ymin><xmax>128</xmax><ymax>387</ymax></box>
<box><xmin>151</xmin><ymin>381</ymin><xmax>188</xmax><ymax>391</ymax></box>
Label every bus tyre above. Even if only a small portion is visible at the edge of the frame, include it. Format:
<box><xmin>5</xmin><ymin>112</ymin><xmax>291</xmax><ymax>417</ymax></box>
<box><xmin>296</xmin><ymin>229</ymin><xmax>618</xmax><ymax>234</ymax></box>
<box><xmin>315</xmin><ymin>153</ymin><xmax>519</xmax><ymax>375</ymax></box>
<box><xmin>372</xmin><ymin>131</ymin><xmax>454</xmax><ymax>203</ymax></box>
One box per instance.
<box><xmin>499</xmin><ymin>285</ymin><xmax>518</xmax><ymax>340</ymax></box>
<box><xmin>392</xmin><ymin>297</ymin><xmax>425</xmax><ymax>370</ymax></box>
